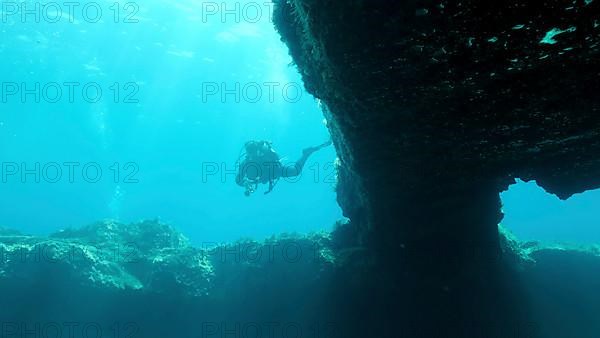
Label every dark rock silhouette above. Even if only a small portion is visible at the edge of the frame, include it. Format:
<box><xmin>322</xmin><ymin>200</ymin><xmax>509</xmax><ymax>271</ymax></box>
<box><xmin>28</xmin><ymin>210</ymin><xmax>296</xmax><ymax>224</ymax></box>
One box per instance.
<box><xmin>1</xmin><ymin>221</ymin><xmax>599</xmax><ymax>337</ymax></box>
<box><xmin>272</xmin><ymin>0</ymin><xmax>600</xmax><ymax>336</ymax></box>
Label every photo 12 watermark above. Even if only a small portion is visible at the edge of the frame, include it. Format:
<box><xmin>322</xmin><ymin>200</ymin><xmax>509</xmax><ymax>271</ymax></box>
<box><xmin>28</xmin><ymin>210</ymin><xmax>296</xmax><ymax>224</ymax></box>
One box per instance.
<box><xmin>0</xmin><ymin>242</ymin><xmax>142</xmax><ymax>265</ymax></box>
<box><xmin>200</xmin><ymin>82</ymin><xmax>304</xmax><ymax>104</ymax></box>
<box><xmin>1</xmin><ymin>1</ymin><xmax>140</xmax><ymax>24</ymax></box>
<box><xmin>1</xmin><ymin>82</ymin><xmax>139</xmax><ymax>104</ymax></box>
<box><xmin>0</xmin><ymin>321</ymin><xmax>139</xmax><ymax>338</ymax></box>
<box><xmin>395</xmin><ymin>321</ymin><xmax>540</xmax><ymax>338</ymax></box>
<box><xmin>201</xmin><ymin>240</ymin><xmax>327</xmax><ymax>264</ymax></box>
<box><xmin>201</xmin><ymin>161</ymin><xmax>337</xmax><ymax>185</ymax></box>
<box><xmin>200</xmin><ymin>2</ymin><xmax>275</xmax><ymax>24</ymax></box>
<box><xmin>200</xmin><ymin>321</ymin><xmax>339</xmax><ymax>338</ymax></box>
<box><xmin>1</xmin><ymin>162</ymin><xmax>139</xmax><ymax>184</ymax></box>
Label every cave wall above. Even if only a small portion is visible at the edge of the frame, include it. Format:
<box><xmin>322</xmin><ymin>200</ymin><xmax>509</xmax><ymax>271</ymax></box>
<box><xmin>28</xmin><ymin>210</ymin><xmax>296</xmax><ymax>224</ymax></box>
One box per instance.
<box><xmin>273</xmin><ymin>0</ymin><xmax>600</xmax><ymax>245</ymax></box>
<box><xmin>273</xmin><ymin>0</ymin><xmax>600</xmax><ymax>336</ymax></box>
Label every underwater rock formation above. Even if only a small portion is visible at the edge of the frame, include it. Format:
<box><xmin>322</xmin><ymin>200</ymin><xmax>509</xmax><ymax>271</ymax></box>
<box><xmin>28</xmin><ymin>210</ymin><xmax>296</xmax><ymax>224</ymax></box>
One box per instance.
<box><xmin>1</xmin><ymin>221</ymin><xmax>599</xmax><ymax>337</ymax></box>
<box><xmin>0</xmin><ymin>220</ymin><xmax>337</xmax><ymax>337</ymax></box>
<box><xmin>274</xmin><ymin>0</ymin><xmax>600</xmax><ymax>245</ymax></box>
<box><xmin>272</xmin><ymin>0</ymin><xmax>600</xmax><ymax>336</ymax></box>
<box><xmin>500</xmin><ymin>226</ymin><xmax>600</xmax><ymax>338</ymax></box>
<box><xmin>0</xmin><ymin>220</ymin><xmax>335</xmax><ymax>295</ymax></box>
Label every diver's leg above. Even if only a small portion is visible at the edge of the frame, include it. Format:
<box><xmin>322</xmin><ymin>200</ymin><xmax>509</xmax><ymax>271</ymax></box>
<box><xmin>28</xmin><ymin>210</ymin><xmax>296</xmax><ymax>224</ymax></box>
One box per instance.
<box><xmin>303</xmin><ymin>139</ymin><xmax>333</xmax><ymax>155</ymax></box>
<box><xmin>280</xmin><ymin>140</ymin><xmax>333</xmax><ymax>178</ymax></box>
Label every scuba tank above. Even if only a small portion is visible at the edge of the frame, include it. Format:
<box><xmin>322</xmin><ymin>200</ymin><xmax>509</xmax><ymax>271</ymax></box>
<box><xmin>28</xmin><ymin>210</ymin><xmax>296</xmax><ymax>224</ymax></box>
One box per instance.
<box><xmin>238</xmin><ymin>141</ymin><xmax>281</xmax><ymax>195</ymax></box>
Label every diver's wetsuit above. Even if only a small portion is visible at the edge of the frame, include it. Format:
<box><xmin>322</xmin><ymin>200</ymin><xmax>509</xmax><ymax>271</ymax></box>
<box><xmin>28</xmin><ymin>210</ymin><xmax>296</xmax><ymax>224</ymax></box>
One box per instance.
<box><xmin>235</xmin><ymin>141</ymin><xmax>281</xmax><ymax>187</ymax></box>
<box><xmin>236</xmin><ymin>140</ymin><xmax>332</xmax><ymax>195</ymax></box>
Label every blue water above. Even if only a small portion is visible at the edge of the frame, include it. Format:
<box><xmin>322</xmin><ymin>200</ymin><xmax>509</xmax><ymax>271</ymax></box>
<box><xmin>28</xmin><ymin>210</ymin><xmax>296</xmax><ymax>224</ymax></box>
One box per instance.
<box><xmin>502</xmin><ymin>180</ymin><xmax>600</xmax><ymax>245</ymax></box>
<box><xmin>1</xmin><ymin>0</ymin><xmax>598</xmax><ymax>247</ymax></box>
<box><xmin>0</xmin><ymin>0</ymin><xmax>342</xmax><ymax>244</ymax></box>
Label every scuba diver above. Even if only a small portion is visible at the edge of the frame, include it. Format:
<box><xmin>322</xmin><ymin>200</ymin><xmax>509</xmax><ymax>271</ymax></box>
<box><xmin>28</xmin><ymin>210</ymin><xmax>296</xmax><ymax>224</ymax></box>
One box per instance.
<box><xmin>236</xmin><ymin>140</ymin><xmax>333</xmax><ymax>196</ymax></box>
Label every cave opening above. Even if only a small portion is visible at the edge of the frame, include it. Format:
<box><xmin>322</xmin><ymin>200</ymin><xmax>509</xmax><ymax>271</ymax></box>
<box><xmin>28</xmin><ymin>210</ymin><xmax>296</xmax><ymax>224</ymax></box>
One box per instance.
<box><xmin>501</xmin><ymin>179</ymin><xmax>600</xmax><ymax>245</ymax></box>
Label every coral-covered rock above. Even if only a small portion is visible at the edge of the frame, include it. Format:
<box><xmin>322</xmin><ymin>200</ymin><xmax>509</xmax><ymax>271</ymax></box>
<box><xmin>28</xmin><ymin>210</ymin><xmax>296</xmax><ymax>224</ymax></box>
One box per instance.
<box><xmin>0</xmin><ymin>221</ymin><xmax>337</xmax><ymax>338</ymax></box>
<box><xmin>1</xmin><ymin>221</ymin><xmax>600</xmax><ymax>337</ymax></box>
